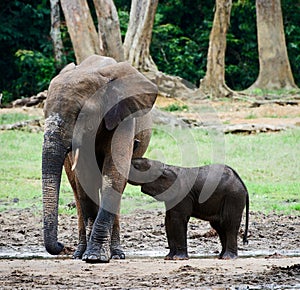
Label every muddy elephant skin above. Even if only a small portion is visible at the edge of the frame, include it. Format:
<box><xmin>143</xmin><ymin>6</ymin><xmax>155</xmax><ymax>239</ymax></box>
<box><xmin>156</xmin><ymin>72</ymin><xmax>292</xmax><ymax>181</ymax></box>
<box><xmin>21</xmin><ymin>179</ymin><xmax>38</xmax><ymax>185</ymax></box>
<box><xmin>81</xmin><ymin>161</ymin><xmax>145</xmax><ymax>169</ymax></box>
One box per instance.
<box><xmin>129</xmin><ymin>158</ymin><xmax>249</xmax><ymax>260</ymax></box>
<box><xmin>42</xmin><ymin>55</ymin><xmax>157</xmax><ymax>263</ymax></box>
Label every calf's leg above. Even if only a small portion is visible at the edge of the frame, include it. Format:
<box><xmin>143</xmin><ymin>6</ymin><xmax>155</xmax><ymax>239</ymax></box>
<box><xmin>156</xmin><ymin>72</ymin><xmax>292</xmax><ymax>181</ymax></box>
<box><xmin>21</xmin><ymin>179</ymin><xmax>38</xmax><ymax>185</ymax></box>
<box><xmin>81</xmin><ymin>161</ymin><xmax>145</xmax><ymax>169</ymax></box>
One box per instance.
<box><xmin>165</xmin><ymin>210</ymin><xmax>189</xmax><ymax>260</ymax></box>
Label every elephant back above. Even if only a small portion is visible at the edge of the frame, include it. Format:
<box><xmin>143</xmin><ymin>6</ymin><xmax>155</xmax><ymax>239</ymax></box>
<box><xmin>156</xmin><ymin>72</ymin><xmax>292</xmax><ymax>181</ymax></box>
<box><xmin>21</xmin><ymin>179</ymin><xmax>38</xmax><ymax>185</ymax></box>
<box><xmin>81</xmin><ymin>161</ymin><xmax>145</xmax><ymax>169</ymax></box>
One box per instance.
<box><xmin>44</xmin><ymin>54</ymin><xmax>158</xmax><ymax>131</ymax></box>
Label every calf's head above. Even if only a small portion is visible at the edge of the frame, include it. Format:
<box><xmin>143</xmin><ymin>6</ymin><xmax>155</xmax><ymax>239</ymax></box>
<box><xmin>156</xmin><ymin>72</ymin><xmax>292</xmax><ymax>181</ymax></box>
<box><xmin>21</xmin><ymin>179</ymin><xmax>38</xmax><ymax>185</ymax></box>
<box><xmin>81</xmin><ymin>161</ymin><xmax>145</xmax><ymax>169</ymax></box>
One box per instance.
<box><xmin>128</xmin><ymin>158</ymin><xmax>177</xmax><ymax>199</ymax></box>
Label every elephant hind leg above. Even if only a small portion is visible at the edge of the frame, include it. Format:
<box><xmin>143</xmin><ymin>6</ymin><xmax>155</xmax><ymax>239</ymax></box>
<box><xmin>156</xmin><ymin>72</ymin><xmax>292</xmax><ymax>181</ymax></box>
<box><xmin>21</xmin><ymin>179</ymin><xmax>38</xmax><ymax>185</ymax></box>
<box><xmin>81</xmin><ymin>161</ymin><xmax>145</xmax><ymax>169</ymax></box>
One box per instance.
<box><xmin>210</xmin><ymin>221</ymin><xmax>226</xmax><ymax>258</ymax></box>
<box><xmin>110</xmin><ymin>214</ymin><xmax>125</xmax><ymax>259</ymax></box>
<box><xmin>64</xmin><ymin>154</ymin><xmax>99</xmax><ymax>259</ymax></box>
<box><xmin>218</xmin><ymin>198</ymin><xmax>243</xmax><ymax>259</ymax></box>
<box><xmin>64</xmin><ymin>155</ymin><xmax>87</xmax><ymax>259</ymax></box>
<box><xmin>220</xmin><ymin>229</ymin><xmax>239</xmax><ymax>259</ymax></box>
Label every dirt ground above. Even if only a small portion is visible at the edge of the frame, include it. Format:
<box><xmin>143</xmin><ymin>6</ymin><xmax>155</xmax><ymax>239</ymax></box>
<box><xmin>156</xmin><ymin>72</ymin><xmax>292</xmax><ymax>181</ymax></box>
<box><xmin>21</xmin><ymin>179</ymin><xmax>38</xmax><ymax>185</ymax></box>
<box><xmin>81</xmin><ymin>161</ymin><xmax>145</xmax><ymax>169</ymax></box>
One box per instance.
<box><xmin>0</xmin><ymin>97</ymin><xmax>300</xmax><ymax>289</ymax></box>
<box><xmin>0</xmin><ymin>209</ymin><xmax>299</xmax><ymax>289</ymax></box>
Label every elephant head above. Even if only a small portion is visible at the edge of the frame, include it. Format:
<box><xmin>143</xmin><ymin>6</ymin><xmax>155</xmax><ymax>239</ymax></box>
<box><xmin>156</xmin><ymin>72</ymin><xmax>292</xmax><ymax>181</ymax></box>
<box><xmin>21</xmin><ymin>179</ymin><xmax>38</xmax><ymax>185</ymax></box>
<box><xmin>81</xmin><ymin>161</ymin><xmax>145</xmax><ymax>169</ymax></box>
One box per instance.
<box><xmin>42</xmin><ymin>55</ymin><xmax>157</xmax><ymax>255</ymax></box>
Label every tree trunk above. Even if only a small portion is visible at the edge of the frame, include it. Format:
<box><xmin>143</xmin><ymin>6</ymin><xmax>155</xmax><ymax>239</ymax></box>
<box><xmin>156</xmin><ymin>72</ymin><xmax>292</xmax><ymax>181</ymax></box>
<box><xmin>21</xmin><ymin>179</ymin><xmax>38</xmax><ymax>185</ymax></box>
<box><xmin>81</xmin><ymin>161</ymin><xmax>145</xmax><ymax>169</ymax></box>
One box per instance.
<box><xmin>93</xmin><ymin>0</ymin><xmax>124</xmax><ymax>61</ymax></box>
<box><xmin>60</xmin><ymin>0</ymin><xmax>100</xmax><ymax>64</ymax></box>
<box><xmin>50</xmin><ymin>0</ymin><xmax>65</xmax><ymax>70</ymax></box>
<box><xmin>199</xmin><ymin>0</ymin><xmax>233</xmax><ymax>98</ymax></box>
<box><xmin>123</xmin><ymin>0</ymin><xmax>158</xmax><ymax>72</ymax></box>
<box><xmin>248</xmin><ymin>0</ymin><xmax>297</xmax><ymax>90</ymax></box>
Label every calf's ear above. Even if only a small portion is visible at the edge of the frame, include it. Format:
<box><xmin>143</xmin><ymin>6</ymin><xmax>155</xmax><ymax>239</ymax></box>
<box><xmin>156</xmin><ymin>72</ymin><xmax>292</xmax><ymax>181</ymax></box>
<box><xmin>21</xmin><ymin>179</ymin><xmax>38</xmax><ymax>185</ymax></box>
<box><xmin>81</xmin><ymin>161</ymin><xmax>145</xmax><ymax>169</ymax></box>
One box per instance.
<box><xmin>101</xmin><ymin>62</ymin><xmax>158</xmax><ymax>130</ymax></box>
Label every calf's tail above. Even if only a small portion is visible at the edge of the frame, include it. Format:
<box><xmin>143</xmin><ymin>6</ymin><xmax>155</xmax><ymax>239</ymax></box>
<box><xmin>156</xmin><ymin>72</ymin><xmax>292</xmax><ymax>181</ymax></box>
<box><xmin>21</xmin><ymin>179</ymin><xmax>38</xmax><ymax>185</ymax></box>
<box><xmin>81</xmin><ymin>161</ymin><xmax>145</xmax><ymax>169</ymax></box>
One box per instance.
<box><xmin>228</xmin><ymin>165</ymin><xmax>249</xmax><ymax>245</ymax></box>
<box><xmin>243</xmin><ymin>191</ymin><xmax>249</xmax><ymax>245</ymax></box>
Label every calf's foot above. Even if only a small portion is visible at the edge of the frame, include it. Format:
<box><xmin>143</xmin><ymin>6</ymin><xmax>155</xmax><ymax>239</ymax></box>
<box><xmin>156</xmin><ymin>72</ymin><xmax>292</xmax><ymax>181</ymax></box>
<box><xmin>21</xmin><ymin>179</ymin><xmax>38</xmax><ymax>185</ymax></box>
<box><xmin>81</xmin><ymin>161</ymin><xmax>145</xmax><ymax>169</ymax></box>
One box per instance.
<box><xmin>219</xmin><ymin>251</ymin><xmax>237</xmax><ymax>260</ymax></box>
<box><xmin>173</xmin><ymin>254</ymin><xmax>189</xmax><ymax>260</ymax></box>
<box><xmin>164</xmin><ymin>248</ymin><xmax>188</xmax><ymax>260</ymax></box>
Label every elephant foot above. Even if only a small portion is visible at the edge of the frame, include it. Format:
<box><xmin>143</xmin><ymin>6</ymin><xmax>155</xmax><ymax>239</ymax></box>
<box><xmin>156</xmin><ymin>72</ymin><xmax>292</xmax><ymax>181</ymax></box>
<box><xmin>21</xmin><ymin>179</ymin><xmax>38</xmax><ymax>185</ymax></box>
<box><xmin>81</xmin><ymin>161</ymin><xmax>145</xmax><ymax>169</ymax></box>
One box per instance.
<box><xmin>82</xmin><ymin>241</ymin><xmax>110</xmax><ymax>263</ymax></box>
<box><xmin>111</xmin><ymin>248</ymin><xmax>125</xmax><ymax>259</ymax></box>
<box><xmin>164</xmin><ymin>254</ymin><xmax>189</xmax><ymax>260</ymax></box>
<box><xmin>219</xmin><ymin>251</ymin><xmax>238</xmax><ymax>260</ymax></box>
<box><xmin>173</xmin><ymin>254</ymin><xmax>189</xmax><ymax>260</ymax></box>
<box><xmin>73</xmin><ymin>243</ymin><xmax>87</xmax><ymax>259</ymax></box>
<box><xmin>164</xmin><ymin>249</ymin><xmax>188</xmax><ymax>260</ymax></box>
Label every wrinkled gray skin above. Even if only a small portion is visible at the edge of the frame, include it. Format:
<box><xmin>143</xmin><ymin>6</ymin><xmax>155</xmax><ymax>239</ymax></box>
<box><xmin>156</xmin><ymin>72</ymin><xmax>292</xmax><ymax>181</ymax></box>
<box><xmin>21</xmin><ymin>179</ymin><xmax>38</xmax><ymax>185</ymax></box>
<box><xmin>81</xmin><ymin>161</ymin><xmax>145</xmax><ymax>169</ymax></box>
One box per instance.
<box><xmin>42</xmin><ymin>55</ymin><xmax>157</xmax><ymax>263</ymax></box>
<box><xmin>128</xmin><ymin>158</ymin><xmax>249</xmax><ymax>260</ymax></box>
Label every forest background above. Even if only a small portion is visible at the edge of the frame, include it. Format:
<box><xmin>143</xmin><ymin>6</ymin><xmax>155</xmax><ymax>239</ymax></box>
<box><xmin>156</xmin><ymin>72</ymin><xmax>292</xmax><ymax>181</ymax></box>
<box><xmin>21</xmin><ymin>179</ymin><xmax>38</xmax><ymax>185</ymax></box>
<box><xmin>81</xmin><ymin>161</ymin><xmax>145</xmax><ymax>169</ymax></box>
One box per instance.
<box><xmin>1</xmin><ymin>0</ymin><xmax>300</xmax><ymax>104</ymax></box>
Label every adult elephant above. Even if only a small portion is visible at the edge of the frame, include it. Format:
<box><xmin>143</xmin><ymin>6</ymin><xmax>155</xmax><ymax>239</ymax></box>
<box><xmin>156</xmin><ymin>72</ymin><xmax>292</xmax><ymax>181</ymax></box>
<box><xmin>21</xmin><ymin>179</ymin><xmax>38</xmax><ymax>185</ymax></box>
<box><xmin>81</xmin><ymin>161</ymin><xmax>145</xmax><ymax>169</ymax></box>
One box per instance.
<box><xmin>42</xmin><ymin>55</ymin><xmax>157</xmax><ymax>263</ymax></box>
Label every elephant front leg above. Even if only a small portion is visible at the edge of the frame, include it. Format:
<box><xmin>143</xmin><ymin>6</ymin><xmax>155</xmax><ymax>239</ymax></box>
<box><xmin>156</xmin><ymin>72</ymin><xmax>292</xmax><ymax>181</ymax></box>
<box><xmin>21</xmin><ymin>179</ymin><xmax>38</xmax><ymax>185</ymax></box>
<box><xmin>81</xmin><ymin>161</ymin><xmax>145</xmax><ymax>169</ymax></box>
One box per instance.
<box><xmin>82</xmin><ymin>165</ymin><xmax>126</xmax><ymax>263</ymax></box>
<box><xmin>164</xmin><ymin>210</ymin><xmax>189</xmax><ymax>260</ymax></box>
<box><xmin>83</xmin><ymin>119</ymin><xmax>135</xmax><ymax>263</ymax></box>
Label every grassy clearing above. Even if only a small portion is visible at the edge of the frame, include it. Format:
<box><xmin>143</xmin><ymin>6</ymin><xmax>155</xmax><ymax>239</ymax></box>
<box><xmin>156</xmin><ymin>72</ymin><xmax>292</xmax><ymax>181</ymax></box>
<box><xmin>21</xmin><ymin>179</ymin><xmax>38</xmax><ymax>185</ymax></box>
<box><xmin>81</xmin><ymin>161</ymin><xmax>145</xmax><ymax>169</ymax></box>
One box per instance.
<box><xmin>0</xmin><ymin>113</ymin><xmax>40</xmax><ymax>125</ymax></box>
<box><xmin>0</xmin><ymin>115</ymin><xmax>299</xmax><ymax>215</ymax></box>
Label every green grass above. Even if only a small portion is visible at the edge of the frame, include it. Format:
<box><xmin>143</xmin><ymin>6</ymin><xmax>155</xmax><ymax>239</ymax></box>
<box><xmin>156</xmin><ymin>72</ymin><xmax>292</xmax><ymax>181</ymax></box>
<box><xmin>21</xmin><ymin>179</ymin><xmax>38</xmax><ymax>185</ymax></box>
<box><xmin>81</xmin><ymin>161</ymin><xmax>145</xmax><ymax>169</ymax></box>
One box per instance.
<box><xmin>162</xmin><ymin>103</ymin><xmax>189</xmax><ymax>112</ymax></box>
<box><xmin>246</xmin><ymin>88</ymin><xmax>300</xmax><ymax>97</ymax></box>
<box><xmin>0</xmin><ymin>113</ymin><xmax>40</xmax><ymax>125</ymax></box>
<box><xmin>0</xmin><ymin>117</ymin><xmax>299</xmax><ymax>215</ymax></box>
<box><xmin>245</xmin><ymin>113</ymin><xmax>257</xmax><ymax>119</ymax></box>
<box><xmin>0</xmin><ymin>131</ymin><xmax>74</xmax><ymax>212</ymax></box>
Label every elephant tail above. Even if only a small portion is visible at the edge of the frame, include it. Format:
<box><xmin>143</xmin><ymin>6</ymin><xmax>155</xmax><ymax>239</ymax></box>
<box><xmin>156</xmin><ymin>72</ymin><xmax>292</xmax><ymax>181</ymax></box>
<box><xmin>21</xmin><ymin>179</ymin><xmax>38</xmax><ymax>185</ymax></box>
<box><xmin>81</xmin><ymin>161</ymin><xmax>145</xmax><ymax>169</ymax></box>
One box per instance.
<box><xmin>227</xmin><ymin>165</ymin><xmax>249</xmax><ymax>245</ymax></box>
<box><xmin>243</xmin><ymin>191</ymin><xmax>249</xmax><ymax>245</ymax></box>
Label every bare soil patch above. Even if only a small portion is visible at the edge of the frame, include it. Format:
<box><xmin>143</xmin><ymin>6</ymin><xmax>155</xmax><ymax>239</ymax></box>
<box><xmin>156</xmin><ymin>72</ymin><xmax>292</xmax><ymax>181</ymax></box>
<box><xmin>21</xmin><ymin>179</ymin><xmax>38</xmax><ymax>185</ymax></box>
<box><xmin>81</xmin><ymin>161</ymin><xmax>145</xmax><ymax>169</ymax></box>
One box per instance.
<box><xmin>0</xmin><ymin>208</ymin><xmax>299</xmax><ymax>289</ymax></box>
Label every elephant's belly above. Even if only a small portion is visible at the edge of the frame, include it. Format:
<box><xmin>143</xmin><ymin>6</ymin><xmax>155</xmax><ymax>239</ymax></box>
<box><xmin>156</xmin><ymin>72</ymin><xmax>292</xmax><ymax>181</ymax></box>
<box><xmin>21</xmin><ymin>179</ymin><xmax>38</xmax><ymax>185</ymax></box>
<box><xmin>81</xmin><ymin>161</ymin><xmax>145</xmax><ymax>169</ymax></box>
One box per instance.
<box><xmin>191</xmin><ymin>202</ymin><xmax>221</xmax><ymax>222</ymax></box>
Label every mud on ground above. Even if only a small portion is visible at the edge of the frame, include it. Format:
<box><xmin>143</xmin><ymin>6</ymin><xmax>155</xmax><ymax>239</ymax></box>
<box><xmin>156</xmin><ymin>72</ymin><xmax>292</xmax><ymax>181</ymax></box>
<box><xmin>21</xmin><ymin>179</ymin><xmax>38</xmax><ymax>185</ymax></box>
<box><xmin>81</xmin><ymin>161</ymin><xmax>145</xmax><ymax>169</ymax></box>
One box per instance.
<box><xmin>0</xmin><ymin>208</ymin><xmax>299</xmax><ymax>289</ymax></box>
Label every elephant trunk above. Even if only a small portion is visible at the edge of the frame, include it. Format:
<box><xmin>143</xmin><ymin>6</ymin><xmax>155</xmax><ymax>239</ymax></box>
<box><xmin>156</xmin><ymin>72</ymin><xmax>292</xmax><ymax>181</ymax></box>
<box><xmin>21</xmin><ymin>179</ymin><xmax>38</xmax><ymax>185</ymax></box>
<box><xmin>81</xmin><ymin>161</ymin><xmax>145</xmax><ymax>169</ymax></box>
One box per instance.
<box><xmin>42</xmin><ymin>127</ymin><xmax>68</xmax><ymax>255</ymax></box>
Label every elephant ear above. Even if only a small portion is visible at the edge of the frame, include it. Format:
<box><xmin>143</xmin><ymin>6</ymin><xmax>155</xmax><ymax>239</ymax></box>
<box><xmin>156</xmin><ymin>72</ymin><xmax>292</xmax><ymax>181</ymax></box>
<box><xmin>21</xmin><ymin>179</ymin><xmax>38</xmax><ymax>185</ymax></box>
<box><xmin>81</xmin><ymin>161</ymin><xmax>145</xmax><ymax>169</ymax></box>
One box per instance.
<box><xmin>99</xmin><ymin>62</ymin><xmax>158</xmax><ymax>130</ymax></box>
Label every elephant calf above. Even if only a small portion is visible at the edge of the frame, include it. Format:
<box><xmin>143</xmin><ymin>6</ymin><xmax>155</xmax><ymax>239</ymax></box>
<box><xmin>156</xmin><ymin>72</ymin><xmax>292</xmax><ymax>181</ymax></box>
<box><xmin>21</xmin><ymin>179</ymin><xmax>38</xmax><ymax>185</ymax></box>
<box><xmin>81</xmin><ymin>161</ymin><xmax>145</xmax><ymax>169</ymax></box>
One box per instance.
<box><xmin>128</xmin><ymin>158</ymin><xmax>249</xmax><ymax>260</ymax></box>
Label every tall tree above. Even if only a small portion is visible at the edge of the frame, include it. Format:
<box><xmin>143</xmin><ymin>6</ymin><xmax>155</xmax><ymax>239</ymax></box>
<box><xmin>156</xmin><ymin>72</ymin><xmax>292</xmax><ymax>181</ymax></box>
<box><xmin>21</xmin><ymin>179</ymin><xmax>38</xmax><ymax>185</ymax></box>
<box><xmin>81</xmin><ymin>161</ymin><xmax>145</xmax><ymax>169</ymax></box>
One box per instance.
<box><xmin>60</xmin><ymin>0</ymin><xmax>100</xmax><ymax>63</ymax></box>
<box><xmin>50</xmin><ymin>0</ymin><xmax>65</xmax><ymax>70</ymax></box>
<box><xmin>199</xmin><ymin>0</ymin><xmax>233</xmax><ymax>98</ymax></box>
<box><xmin>249</xmin><ymin>0</ymin><xmax>297</xmax><ymax>90</ymax></box>
<box><xmin>123</xmin><ymin>0</ymin><xmax>158</xmax><ymax>72</ymax></box>
<box><xmin>93</xmin><ymin>0</ymin><xmax>124</xmax><ymax>61</ymax></box>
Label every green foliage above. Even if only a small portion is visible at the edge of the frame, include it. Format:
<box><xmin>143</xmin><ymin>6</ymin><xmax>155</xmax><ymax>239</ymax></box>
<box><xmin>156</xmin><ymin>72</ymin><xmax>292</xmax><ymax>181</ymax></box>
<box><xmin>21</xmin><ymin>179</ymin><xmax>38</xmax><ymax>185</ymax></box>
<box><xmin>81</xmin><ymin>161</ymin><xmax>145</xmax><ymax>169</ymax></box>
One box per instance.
<box><xmin>1</xmin><ymin>0</ymin><xmax>300</xmax><ymax>100</ymax></box>
<box><xmin>151</xmin><ymin>21</ymin><xmax>205</xmax><ymax>85</ymax></box>
<box><xmin>14</xmin><ymin>50</ymin><xmax>56</xmax><ymax>97</ymax></box>
<box><xmin>1</xmin><ymin>91</ymin><xmax>14</xmax><ymax>105</ymax></box>
<box><xmin>0</xmin><ymin>0</ymin><xmax>53</xmax><ymax>100</ymax></box>
<box><xmin>151</xmin><ymin>0</ymin><xmax>214</xmax><ymax>86</ymax></box>
<box><xmin>225</xmin><ymin>0</ymin><xmax>259</xmax><ymax>90</ymax></box>
<box><xmin>282</xmin><ymin>0</ymin><xmax>300</xmax><ymax>86</ymax></box>
<box><xmin>118</xmin><ymin>9</ymin><xmax>130</xmax><ymax>39</ymax></box>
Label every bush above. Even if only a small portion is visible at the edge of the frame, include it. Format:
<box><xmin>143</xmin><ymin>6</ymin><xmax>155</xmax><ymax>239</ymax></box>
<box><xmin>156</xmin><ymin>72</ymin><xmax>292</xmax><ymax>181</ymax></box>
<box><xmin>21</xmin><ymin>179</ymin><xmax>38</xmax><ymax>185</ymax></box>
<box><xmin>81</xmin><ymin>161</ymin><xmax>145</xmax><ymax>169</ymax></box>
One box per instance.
<box><xmin>13</xmin><ymin>49</ymin><xmax>56</xmax><ymax>98</ymax></box>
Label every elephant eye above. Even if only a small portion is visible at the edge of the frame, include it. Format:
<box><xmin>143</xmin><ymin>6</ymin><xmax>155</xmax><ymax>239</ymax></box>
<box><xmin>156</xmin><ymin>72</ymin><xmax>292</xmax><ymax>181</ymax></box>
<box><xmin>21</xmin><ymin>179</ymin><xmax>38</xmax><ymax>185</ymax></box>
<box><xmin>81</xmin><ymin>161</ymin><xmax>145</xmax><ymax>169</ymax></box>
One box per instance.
<box><xmin>133</xmin><ymin>163</ymin><xmax>141</xmax><ymax>170</ymax></box>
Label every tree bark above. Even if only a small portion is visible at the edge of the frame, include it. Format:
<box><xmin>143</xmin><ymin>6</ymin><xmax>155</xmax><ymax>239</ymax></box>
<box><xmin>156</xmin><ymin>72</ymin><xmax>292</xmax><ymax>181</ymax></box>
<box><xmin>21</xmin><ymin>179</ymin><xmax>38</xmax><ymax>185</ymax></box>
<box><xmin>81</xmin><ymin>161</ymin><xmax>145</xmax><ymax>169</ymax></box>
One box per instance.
<box><xmin>60</xmin><ymin>0</ymin><xmax>100</xmax><ymax>64</ymax></box>
<box><xmin>249</xmin><ymin>0</ymin><xmax>297</xmax><ymax>90</ymax></box>
<box><xmin>50</xmin><ymin>0</ymin><xmax>65</xmax><ymax>70</ymax></box>
<box><xmin>123</xmin><ymin>0</ymin><xmax>158</xmax><ymax>72</ymax></box>
<box><xmin>93</xmin><ymin>0</ymin><xmax>124</xmax><ymax>61</ymax></box>
<box><xmin>199</xmin><ymin>0</ymin><xmax>233</xmax><ymax>98</ymax></box>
